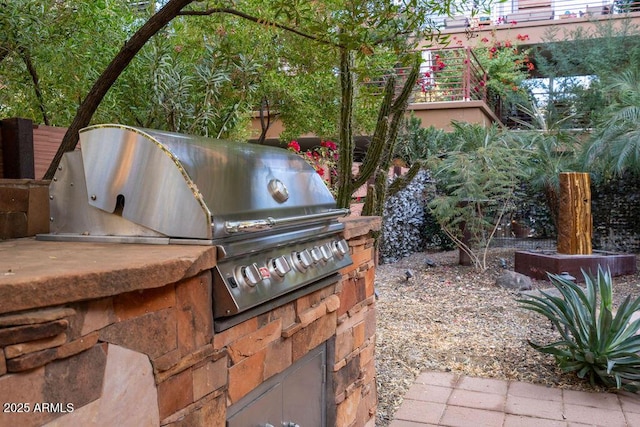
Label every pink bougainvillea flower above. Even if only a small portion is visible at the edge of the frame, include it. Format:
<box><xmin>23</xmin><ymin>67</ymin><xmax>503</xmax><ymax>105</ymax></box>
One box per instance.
<box><xmin>287</xmin><ymin>140</ymin><xmax>300</xmax><ymax>152</ymax></box>
<box><xmin>321</xmin><ymin>140</ymin><xmax>337</xmax><ymax>150</ymax></box>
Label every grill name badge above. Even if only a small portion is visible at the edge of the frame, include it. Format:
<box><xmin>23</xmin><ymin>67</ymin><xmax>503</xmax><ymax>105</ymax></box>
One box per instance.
<box><xmin>259</xmin><ymin>266</ymin><xmax>271</xmax><ymax>279</ymax></box>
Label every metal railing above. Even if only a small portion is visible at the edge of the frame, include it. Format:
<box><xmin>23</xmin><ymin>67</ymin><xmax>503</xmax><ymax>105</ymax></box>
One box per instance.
<box><xmin>364</xmin><ymin>48</ymin><xmax>488</xmax><ymax>105</ymax></box>
<box><xmin>430</xmin><ymin>1</ymin><xmax>640</xmax><ymax>29</ymax></box>
<box><xmin>414</xmin><ymin>48</ymin><xmax>487</xmax><ymax>103</ymax></box>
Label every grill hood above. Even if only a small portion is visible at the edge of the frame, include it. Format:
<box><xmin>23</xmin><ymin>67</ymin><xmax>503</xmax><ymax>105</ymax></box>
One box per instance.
<box><xmin>44</xmin><ymin>124</ymin><xmax>346</xmax><ymax>243</ymax></box>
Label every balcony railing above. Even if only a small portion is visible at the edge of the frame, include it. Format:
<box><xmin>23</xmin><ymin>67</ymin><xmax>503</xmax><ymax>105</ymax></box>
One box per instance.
<box><xmin>365</xmin><ymin>47</ymin><xmax>488</xmax><ymax>105</ymax></box>
<box><xmin>432</xmin><ymin>1</ymin><xmax>640</xmax><ymax>29</ymax></box>
<box><xmin>414</xmin><ymin>48</ymin><xmax>487</xmax><ymax>103</ymax></box>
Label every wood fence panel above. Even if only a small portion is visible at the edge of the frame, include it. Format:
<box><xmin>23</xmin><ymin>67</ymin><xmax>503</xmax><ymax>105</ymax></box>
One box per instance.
<box><xmin>33</xmin><ymin>125</ymin><xmax>67</xmax><ymax>180</ymax></box>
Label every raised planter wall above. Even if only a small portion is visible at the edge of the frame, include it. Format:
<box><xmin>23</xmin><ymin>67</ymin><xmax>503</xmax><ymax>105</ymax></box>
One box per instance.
<box><xmin>0</xmin><ymin>216</ymin><xmax>380</xmax><ymax>427</ymax></box>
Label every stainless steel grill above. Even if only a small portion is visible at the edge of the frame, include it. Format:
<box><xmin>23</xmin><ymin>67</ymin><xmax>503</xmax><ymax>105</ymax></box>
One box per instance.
<box><xmin>39</xmin><ymin>124</ymin><xmax>352</xmax><ymax>329</ymax></box>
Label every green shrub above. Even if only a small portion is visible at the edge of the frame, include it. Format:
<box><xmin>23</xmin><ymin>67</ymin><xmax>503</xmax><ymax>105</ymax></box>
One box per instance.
<box><xmin>519</xmin><ymin>268</ymin><xmax>640</xmax><ymax>391</ymax></box>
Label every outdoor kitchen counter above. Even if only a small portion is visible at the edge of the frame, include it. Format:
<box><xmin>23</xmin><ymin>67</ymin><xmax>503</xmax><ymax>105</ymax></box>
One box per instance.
<box><xmin>0</xmin><ymin>237</ymin><xmax>217</xmax><ymax>315</ymax></box>
<box><xmin>0</xmin><ymin>217</ymin><xmax>380</xmax><ymax>426</ymax></box>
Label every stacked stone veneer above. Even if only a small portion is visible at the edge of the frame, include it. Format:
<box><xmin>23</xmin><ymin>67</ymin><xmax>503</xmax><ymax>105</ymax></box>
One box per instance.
<box><xmin>0</xmin><ymin>179</ymin><xmax>49</xmax><ymax>239</ymax></box>
<box><xmin>0</xmin><ymin>216</ymin><xmax>380</xmax><ymax>427</ymax></box>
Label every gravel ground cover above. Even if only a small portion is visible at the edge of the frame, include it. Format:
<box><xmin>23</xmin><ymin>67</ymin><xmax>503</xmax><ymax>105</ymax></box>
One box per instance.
<box><xmin>374</xmin><ymin>248</ymin><xmax>640</xmax><ymax>426</ymax></box>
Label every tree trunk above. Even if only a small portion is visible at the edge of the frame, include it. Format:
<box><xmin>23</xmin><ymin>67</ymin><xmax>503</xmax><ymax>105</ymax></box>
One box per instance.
<box><xmin>44</xmin><ymin>0</ymin><xmax>195</xmax><ymax>179</ymax></box>
<box><xmin>21</xmin><ymin>49</ymin><xmax>49</xmax><ymax>125</ymax></box>
<box><xmin>557</xmin><ymin>172</ymin><xmax>592</xmax><ymax>254</ymax></box>
<box><xmin>256</xmin><ymin>96</ymin><xmax>277</xmax><ymax>145</ymax></box>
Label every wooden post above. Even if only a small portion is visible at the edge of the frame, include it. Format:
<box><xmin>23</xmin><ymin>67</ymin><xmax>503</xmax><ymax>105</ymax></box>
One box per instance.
<box><xmin>0</xmin><ymin>118</ymin><xmax>35</xmax><ymax>179</ymax></box>
<box><xmin>557</xmin><ymin>172</ymin><xmax>592</xmax><ymax>255</ymax></box>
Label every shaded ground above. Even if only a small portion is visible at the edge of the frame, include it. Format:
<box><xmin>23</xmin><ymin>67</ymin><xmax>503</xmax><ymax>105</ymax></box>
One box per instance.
<box><xmin>374</xmin><ymin>248</ymin><xmax>640</xmax><ymax>426</ymax></box>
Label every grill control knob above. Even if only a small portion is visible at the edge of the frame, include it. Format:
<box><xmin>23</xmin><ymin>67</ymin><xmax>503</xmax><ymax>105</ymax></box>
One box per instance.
<box><xmin>240</xmin><ymin>263</ymin><xmax>262</xmax><ymax>286</ymax></box>
<box><xmin>269</xmin><ymin>256</ymin><xmax>291</xmax><ymax>277</ymax></box>
<box><xmin>332</xmin><ymin>239</ymin><xmax>349</xmax><ymax>258</ymax></box>
<box><xmin>310</xmin><ymin>247</ymin><xmax>323</xmax><ymax>263</ymax></box>
<box><xmin>320</xmin><ymin>243</ymin><xmax>333</xmax><ymax>261</ymax></box>
<box><xmin>292</xmin><ymin>249</ymin><xmax>313</xmax><ymax>272</ymax></box>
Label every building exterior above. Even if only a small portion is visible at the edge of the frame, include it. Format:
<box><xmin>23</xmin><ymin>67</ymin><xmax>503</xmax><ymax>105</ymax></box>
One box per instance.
<box><xmin>249</xmin><ymin>1</ymin><xmax>640</xmax><ymax>137</ymax></box>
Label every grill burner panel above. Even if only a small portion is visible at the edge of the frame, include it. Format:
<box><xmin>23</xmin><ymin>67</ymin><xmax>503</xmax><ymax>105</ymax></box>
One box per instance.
<box><xmin>214</xmin><ymin>234</ymin><xmax>351</xmax><ymax>318</ymax></box>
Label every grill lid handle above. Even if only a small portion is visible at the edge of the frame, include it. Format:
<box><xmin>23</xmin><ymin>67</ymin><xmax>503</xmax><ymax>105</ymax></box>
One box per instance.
<box><xmin>224</xmin><ymin>209</ymin><xmax>350</xmax><ymax>233</ymax></box>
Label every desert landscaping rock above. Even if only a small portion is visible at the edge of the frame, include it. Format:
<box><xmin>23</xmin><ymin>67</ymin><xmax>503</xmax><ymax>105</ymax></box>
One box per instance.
<box><xmin>495</xmin><ymin>270</ymin><xmax>533</xmax><ymax>291</ymax></box>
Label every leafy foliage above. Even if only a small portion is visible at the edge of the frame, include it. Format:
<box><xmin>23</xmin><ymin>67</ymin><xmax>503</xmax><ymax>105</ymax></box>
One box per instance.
<box><xmin>533</xmin><ymin>17</ymin><xmax>640</xmax><ymax>129</ymax></box>
<box><xmin>519</xmin><ymin>268</ymin><xmax>640</xmax><ymax>392</ymax></box>
<box><xmin>582</xmin><ymin>68</ymin><xmax>640</xmax><ymax>176</ymax></box>
<box><xmin>509</xmin><ymin>103</ymin><xmax>581</xmax><ymax>232</ymax></box>
<box><xmin>127</xmin><ymin>34</ymin><xmax>263</xmax><ymax>140</ymax></box>
<box><xmin>0</xmin><ymin>0</ymin><xmax>139</xmax><ymax>125</ymax></box>
<box><xmin>4</xmin><ymin>0</ymin><xmax>463</xmax><ymax>195</ymax></box>
<box><xmin>473</xmin><ymin>32</ymin><xmax>533</xmax><ymax>114</ymax></box>
<box><xmin>393</xmin><ymin>115</ymin><xmax>449</xmax><ymax>167</ymax></box>
<box><xmin>428</xmin><ymin>122</ymin><xmax>528</xmax><ymax>270</ymax></box>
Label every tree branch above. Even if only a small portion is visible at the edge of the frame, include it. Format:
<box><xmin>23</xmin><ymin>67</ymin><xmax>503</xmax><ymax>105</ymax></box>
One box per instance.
<box><xmin>19</xmin><ymin>47</ymin><xmax>49</xmax><ymax>125</ymax></box>
<box><xmin>178</xmin><ymin>7</ymin><xmax>345</xmax><ymax>49</ymax></box>
<box><xmin>257</xmin><ymin>96</ymin><xmax>278</xmax><ymax>145</ymax></box>
<box><xmin>43</xmin><ymin>0</ymin><xmax>195</xmax><ymax>179</ymax></box>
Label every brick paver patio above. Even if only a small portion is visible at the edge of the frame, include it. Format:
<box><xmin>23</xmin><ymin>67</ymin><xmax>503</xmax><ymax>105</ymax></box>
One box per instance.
<box><xmin>390</xmin><ymin>371</ymin><xmax>640</xmax><ymax>427</ymax></box>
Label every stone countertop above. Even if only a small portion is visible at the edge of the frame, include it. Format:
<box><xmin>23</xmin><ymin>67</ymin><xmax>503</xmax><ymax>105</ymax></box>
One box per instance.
<box><xmin>0</xmin><ymin>238</ymin><xmax>217</xmax><ymax>315</ymax></box>
<box><xmin>339</xmin><ymin>216</ymin><xmax>382</xmax><ymax>240</ymax></box>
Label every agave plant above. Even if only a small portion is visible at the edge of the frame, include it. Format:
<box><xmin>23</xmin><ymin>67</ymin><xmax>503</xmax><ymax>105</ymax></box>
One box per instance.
<box><xmin>519</xmin><ymin>267</ymin><xmax>640</xmax><ymax>391</ymax></box>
